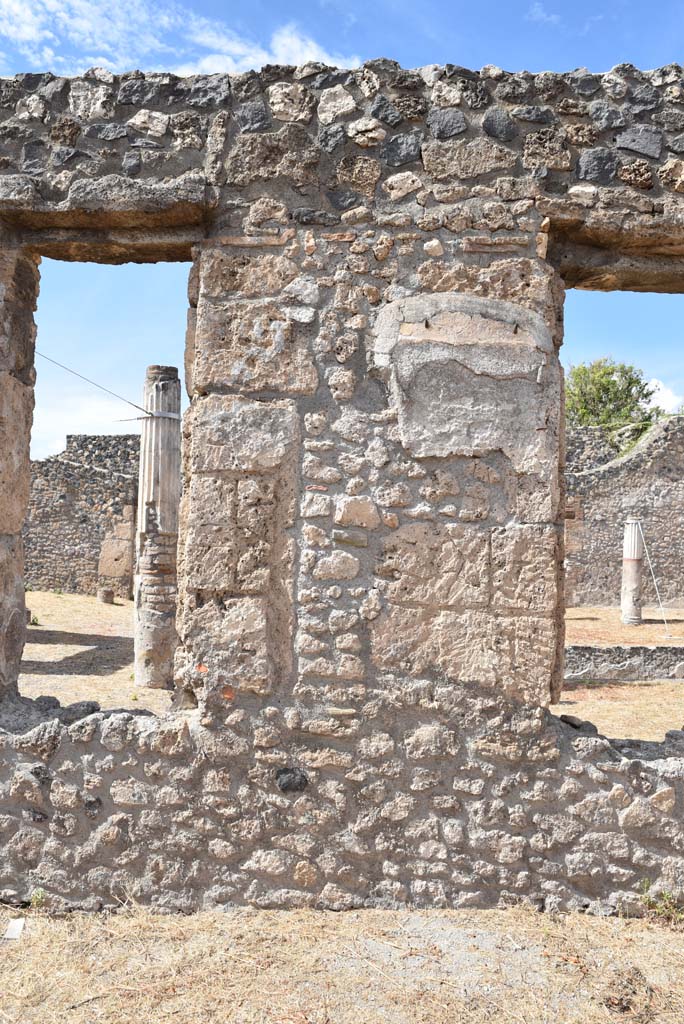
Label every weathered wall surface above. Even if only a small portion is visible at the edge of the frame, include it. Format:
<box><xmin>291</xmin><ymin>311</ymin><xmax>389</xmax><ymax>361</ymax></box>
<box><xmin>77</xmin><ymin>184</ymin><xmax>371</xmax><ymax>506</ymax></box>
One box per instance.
<box><xmin>565</xmin><ymin>642</ymin><xmax>684</xmax><ymax>681</ymax></box>
<box><xmin>1</xmin><ymin>59</ymin><xmax>684</xmax><ymax>912</ymax></box>
<box><xmin>566</xmin><ymin>419</ymin><xmax>684</xmax><ymax>606</ymax></box>
<box><xmin>23</xmin><ymin>435</ymin><xmax>139</xmax><ymax>599</ymax></box>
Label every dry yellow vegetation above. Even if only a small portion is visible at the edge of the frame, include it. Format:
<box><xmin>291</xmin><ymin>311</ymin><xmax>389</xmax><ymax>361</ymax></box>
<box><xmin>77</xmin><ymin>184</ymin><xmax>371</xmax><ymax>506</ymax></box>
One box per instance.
<box><xmin>1</xmin><ymin>904</ymin><xmax>684</xmax><ymax>1024</ymax></box>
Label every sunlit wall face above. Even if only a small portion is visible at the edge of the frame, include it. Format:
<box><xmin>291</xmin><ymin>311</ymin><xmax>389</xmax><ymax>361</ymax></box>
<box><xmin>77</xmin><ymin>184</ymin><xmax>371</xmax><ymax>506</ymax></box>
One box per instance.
<box><xmin>562</xmin><ymin>291</ymin><xmax>684</xmax><ymax>416</ymax></box>
<box><xmin>32</xmin><ymin>260</ymin><xmax>191</xmax><ymax>459</ymax></box>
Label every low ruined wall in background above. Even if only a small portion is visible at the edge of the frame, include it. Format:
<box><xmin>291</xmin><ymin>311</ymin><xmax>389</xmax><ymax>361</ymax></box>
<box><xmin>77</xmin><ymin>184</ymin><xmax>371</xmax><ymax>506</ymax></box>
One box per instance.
<box><xmin>23</xmin><ymin>435</ymin><xmax>139</xmax><ymax>599</ymax></box>
<box><xmin>565</xmin><ymin>420</ymin><xmax>684</xmax><ymax>607</ymax></box>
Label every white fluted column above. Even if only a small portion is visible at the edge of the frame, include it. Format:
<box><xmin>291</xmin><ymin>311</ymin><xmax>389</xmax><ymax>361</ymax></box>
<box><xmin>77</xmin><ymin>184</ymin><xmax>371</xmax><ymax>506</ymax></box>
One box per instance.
<box><xmin>134</xmin><ymin>365</ymin><xmax>181</xmax><ymax>688</ymax></box>
<box><xmin>621</xmin><ymin>517</ymin><xmax>644</xmax><ymax>626</ymax></box>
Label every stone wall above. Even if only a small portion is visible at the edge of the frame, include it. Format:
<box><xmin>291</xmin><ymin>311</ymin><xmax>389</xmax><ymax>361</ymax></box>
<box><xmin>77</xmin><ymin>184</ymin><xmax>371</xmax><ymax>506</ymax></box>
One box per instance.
<box><xmin>1</xmin><ymin>60</ymin><xmax>684</xmax><ymax>913</ymax></box>
<box><xmin>23</xmin><ymin>434</ymin><xmax>139</xmax><ymax>600</ymax></box>
<box><xmin>565</xmin><ymin>642</ymin><xmax>684</xmax><ymax>681</ymax></box>
<box><xmin>565</xmin><ymin>419</ymin><xmax>684</xmax><ymax>606</ymax></box>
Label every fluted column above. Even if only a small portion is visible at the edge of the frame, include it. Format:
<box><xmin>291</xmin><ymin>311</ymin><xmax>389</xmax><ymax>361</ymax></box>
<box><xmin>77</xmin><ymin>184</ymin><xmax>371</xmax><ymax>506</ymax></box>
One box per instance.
<box><xmin>134</xmin><ymin>365</ymin><xmax>181</xmax><ymax>688</ymax></box>
<box><xmin>621</xmin><ymin>517</ymin><xmax>644</xmax><ymax>626</ymax></box>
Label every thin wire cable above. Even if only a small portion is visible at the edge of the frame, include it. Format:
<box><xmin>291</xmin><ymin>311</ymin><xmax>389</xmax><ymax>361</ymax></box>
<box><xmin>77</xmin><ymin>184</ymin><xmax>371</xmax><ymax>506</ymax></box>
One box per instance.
<box><xmin>35</xmin><ymin>349</ymin><xmax>148</xmax><ymax>415</ymax></box>
<box><xmin>637</xmin><ymin>520</ymin><xmax>672</xmax><ymax>638</ymax></box>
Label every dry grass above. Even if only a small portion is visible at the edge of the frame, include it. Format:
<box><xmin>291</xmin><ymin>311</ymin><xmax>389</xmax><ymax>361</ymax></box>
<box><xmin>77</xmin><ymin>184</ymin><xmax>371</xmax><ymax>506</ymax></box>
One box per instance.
<box><xmin>551</xmin><ymin>679</ymin><xmax>684</xmax><ymax>741</ymax></box>
<box><xmin>565</xmin><ymin>606</ymin><xmax>684</xmax><ymax>648</ymax></box>
<box><xmin>1</xmin><ymin>904</ymin><xmax>684</xmax><ymax>1024</ymax></box>
<box><xmin>19</xmin><ymin>591</ymin><xmax>171</xmax><ymax>715</ymax></box>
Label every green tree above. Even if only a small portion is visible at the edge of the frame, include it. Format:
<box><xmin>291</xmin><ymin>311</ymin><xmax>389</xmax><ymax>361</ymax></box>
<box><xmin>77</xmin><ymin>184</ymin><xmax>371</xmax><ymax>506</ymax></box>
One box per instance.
<box><xmin>565</xmin><ymin>358</ymin><xmax>661</xmax><ymax>436</ymax></box>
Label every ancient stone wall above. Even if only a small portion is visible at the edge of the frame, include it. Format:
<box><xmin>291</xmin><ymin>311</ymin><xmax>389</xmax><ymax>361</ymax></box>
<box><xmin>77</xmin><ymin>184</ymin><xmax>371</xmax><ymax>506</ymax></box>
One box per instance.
<box><xmin>23</xmin><ymin>434</ymin><xmax>139</xmax><ymax>599</ymax></box>
<box><xmin>565</xmin><ymin>419</ymin><xmax>684</xmax><ymax>606</ymax></box>
<box><xmin>1</xmin><ymin>60</ymin><xmax>684</xmax><ymax>913</ymax></box>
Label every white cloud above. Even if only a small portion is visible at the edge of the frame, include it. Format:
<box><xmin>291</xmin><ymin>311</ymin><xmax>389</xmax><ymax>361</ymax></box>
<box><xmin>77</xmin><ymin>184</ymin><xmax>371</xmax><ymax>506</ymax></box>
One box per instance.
<box><xmin>648</xmin><ymin>378</ymin><xmax>684</xmax><ymax>415</ymax></box>
<box><xmin>0</xmin><ymin>0</ymin><xmax>360</xmax><ymax>75</ymax></box>
<box><xmin>526</xmin><ymin>2</ymin><xmax>561</xmax><ymax>26</ymax></box>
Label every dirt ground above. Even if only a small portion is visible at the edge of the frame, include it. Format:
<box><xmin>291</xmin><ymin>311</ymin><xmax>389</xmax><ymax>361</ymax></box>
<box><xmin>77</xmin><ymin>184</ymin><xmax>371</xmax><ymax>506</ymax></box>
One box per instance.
<box><xmin>550</xmin><ymin>679</ymin><xmax>684</xmax><ymax>741</ymax></box>
<box><xmin>565</xmin><ymin>606</ymin><xmax>684</xmax><ymax>647</ymax></box>
<box><xmin>1</xmin><ymin>903</ymin><xmax>683</xmax><ymax>1024</ymax></box>
<box><xmin>19</xmin><ymin>591</ymin><xmax>171</xmax><ymax>715</ymax></box>
<box><xmin>17</xmin><ymin>592</ymin><xmax>684</xmax><ymax>741</ymax></box>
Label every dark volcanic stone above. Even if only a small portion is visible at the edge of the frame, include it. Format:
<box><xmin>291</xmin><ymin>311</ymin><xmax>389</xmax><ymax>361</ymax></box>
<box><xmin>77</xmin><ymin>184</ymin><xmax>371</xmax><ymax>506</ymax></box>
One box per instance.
<box><xmin>370</xmin><ymin>94</ymin><xmax>403</xmax><ymax>127</ymax></box>
<box><xmin>117</xmin><ymin>78</ymin><xmax>155</xmax><ymax>106</ymax></box>
<box><xmin>327</xmin><ymin>188</ymin><xmax>361</xmax><ymax>210</ymax></box>
<box><xmin>276</xmin><ymin>767</ymin><xmax>308</xmax><ymax>792</ymax></box>
<box><xmin>494</xmin><ymin>75</ymin><xmax>531</xmax><ymax>103</ymax></box>
<box><xmin>616</xmin><ymin>124</ymin><xmax>663</xmax><ymax>158</ymax></box>
<box><xmin>317</xmin><ymin>121</ymin><xmax>344</xmax><ymax>151</ymax></box>
<box><xmin>235</xmin><ymin>100</ymin><xmax>270</xmax><ymax>133</ymax></box>
<box><xmin>577</xmin><ymin>147</ymin><xmax>619</xmax><ymax>184</ymax></box>
<box><xmin>51</xmin><ymin>146</ymin><xmax>81</xmax><ymax>167</ymax></box>
<box><xmin>175</xmin><ymin>74</ymin><xmax>231</xmax><ymax>109</ymax></box>
<box><xmin>512</xmin><ymin>105</ymin><xmax>556</xmax><ymax>124</ymax></box>
<box><xmin>384</xmin><ymin>130</ymin><xmax>423</xmax><ymax>166</ymax></box>
<box><xmin>427</xmin><ymin>107</ymin><xmax>467</xmax><ymax>140</ymax></box>
<box><xmin>482</xmin><ymin>106</ymin><xmax>518</xmax><ymax>142</ymax></box>
<box><xmin>573</xmin><ymin>72</ymin><xmax>601</xmax><ymax>96</ymax></box>
<box><xmin>84</xmin><ymin>122</ymin><xmax>128</xmax><ymax>141</ymax></box>
<box><xmin>293</xmin><ymin>208</ymin><xmax>340</xmax><ymax>225</ymax></box>
<box><xmin>628</xmin><ymin>83</ymin><xmax>660</xmax><ymax>112</ymax></box>
<box><xmin>318</xmin><ymin>123</ymin><xmax>346</xmax><ymax>152</ymax></box>
<box><xmin>122</xmin><ymin>150</ymin><xmax>141</xmax><ymax>175</ymax></box>
<box><xmin>588</xmin><ymin>101</ymin><xmax>626</xmax><ymax>130</ymax></box>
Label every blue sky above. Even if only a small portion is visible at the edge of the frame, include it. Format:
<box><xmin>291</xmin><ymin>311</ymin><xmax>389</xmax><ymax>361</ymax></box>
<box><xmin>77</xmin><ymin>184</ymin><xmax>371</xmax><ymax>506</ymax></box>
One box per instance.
<box><xmin>2</xmin><ymin>0</ymin><xmax>683</xmax><ymax>454</ymax></box>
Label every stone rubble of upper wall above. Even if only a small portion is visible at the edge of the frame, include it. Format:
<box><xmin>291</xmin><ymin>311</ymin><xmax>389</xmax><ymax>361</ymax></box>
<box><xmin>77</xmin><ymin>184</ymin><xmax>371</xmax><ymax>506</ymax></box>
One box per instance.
<box><xmin>1</xmin><ymin>60</ymin><xmax>684</xmax><ymax>249</ymax></box>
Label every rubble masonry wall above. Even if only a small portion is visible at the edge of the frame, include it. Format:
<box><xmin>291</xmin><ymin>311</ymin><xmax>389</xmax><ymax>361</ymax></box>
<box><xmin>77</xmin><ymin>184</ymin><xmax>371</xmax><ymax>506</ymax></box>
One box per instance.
<box><xmin>566</xmin><ymin>420</ymin><xmax>684</xmax><ymax>606</ymax></box>
<box><xmin>23</xmin><ymin>434</ymin><xmax>139</xmax><ymax>599</ymax></box>
<box><xmin>0</xmin><ymin>60</ymin><xmax>683</xmax><ymax>912</ymax></box>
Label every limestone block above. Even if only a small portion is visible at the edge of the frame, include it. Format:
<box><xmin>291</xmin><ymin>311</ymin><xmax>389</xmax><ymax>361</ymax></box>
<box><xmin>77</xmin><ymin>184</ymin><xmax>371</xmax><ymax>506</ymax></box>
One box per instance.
<box><xmin>181</xmin><ymin>595</ymin><xmax>273</xmax><ymax>695</ymax></box>
<box><xmin>128</xmin><ymin>109</ymin><xmax>170</xmax><ymax>136</ymax></box>
<box><xmin>371</xmin><ymin>295</ymin><xmax>561</xmax><ymax>521</ymax></box>
<box><xmin>422</xmin><ymin>138</ymin><xmax>518</xmax><ymax>180</ymax></box>
<box><xmin>0</xmin><ymin>372</ymin><xmax>33</xmax><ymax>534</ymax></box>
<box><xmin>313</xmin><ymin>551</ymin><xmax>360</xmax><ymax>580</ymax></box>
<box><xmin>182</xmin><ymin>525</ymin><xmax>239</xmax><ymax>590</ymax></box>
<box><xmin>376</xmin><ymin>521</ymin><xmax>490</xmax><ymax>609</ymax></box>
<box><xmin>0</xmin><ymin>534</ymin><xmax>25</xmax><ymax>696</ymax></box>
<box><xmin>97</xmin><ymin>535</ymin><xmax>134</xmax><ymax>580</ymax></box>
<box><xmin>199</xmin><ymin>251</ymin><xmax>297</xmax><ymax>300</ymax></box>
<box><xmin>267</xmin><ymin>83</ymin><xmax>315</xmax><ymax>124</ymax></box>
<box><xmin>318</xmin><ymin>85</ymin><xmax>357</xmax><ymax>124</ymax></box>
<box><xmin>192</xmin><ymin>298</ymin><xmax>318</xmax><ymax>395</ymax></box>
<box><xmin>334</xmin><ymin>495</ymin><xmax>381</xmax><ymax>529</ymax></box>
<box><xmin>224</xmin><ymin>125</ymin><xmax>320</xmax><ymax>186</ymax></box>
<box><xmin>371</xmin><ymin>604</ymin><xmax>555</xmax><ymax>705</ymax></box>
<box><xmin>491</xmin><ymin>524</ymin><xmax>560</xmax><ymax>613</ymax></box>
<box><xmin>0</xmin><ymin>250</ymin><xmax>39</xmax><ymax>381</ymax></box>
<box><xmin>68</xmin><ymin>80</ymin><xmax>113</xmax><ymax>120</ymax></box>
<box><xmin>189</xmin><ymin>395</ymin><xmax>299</xmax><ymax>474</ymax></box>
<box><xmin>522</xmin><ymin>128</ymin><xmax>573</xmax><ymax>170</ymax></box>
<box><xmin>659</xmin><ymin>159</ymin><xmax>684</xmax><ymax>193</ymax></box>
<box><xmin>186</xmin><ymin>475</ymin><xmax>237</xmax><ymax>527</ymax></box>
